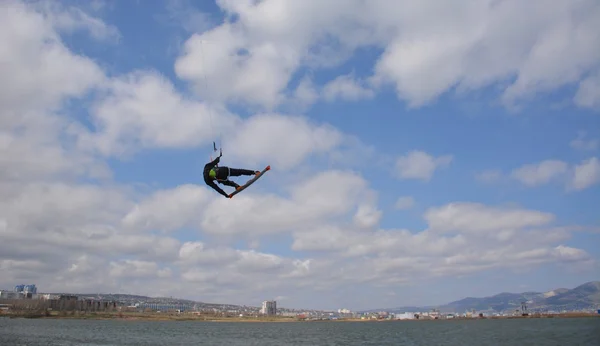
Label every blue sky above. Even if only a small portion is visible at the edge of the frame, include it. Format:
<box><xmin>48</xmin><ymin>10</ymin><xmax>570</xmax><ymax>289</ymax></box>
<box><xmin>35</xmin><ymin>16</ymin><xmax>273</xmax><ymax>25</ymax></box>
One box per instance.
<box><xmin>1</xmin><ymin>0</ymin><xmax>599</xmax><ymax>311</ymax></box>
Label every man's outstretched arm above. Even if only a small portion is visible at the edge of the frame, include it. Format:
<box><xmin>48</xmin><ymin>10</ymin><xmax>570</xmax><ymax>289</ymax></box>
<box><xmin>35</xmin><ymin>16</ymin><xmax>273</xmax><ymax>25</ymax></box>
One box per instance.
<box><xmin>207</xmin><ymin>180</ymin><xmax>229</xmax><ymax>198</ymax></box>
<box><xmin>206</xmin><ymin>156</ymin><xmax>220</xmax><ymax>170</ymax></box>
<box><xmin>208</xmin><ymin>181</ymin><xmax>229</xmax><ymax>198</ymax></box>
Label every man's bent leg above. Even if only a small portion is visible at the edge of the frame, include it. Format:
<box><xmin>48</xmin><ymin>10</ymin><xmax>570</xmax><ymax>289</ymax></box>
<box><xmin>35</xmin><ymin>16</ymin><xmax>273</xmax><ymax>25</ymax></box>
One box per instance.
<box><xmin>229</xmin><ymin>168</ymin><xmax>257</xmax><ymax>176</ymax></box>
<box><xmin>219</xmin><ymin>179</ymin><xmax>240</xmax><ymax>189</ymax></box>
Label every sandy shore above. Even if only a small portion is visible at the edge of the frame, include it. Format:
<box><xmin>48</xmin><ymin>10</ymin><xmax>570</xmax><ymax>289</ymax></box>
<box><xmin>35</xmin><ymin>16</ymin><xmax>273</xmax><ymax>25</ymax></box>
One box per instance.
<box><xmin>1</xmin><ymin>311</ymin><xmax>299</xmax><ymax>322</ymax></box>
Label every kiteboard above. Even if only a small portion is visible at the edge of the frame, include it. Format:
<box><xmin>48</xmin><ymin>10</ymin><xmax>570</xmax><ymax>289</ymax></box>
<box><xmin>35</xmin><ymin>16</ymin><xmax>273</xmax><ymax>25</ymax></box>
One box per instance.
<box><xmin>228</xmin><ymin>165</ymin><xmax>270</xmax><ymax>198</ymax></box>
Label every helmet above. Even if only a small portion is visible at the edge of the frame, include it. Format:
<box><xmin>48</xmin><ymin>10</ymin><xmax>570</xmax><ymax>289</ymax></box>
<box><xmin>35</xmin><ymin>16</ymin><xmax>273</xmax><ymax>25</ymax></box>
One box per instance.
<box><xmin>209</xmin><ymin>169</ymin><xmax>216</xmax><ymax>179</ymax></box>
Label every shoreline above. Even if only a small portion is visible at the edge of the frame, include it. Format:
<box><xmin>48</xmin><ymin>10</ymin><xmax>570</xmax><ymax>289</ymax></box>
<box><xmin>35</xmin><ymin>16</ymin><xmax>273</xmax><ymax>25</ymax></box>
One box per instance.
<box><xmin>1</xmin><ymin>311</ymin><xmax>598</xmax><ymax>322</ymax></box>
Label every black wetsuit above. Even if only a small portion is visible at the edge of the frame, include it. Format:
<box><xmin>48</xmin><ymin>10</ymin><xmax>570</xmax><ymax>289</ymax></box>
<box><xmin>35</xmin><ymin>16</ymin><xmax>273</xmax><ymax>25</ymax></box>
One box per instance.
<box><xmin>203</xmin><ymin>156</ymin><xmax>256</xmax><ymax>197</ymax></box>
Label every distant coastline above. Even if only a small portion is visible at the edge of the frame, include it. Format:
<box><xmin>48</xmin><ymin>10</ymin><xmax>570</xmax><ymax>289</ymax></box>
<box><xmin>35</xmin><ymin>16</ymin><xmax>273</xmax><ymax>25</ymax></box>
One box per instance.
<box><xmin>2</xmin><ymin>310</ymin><xmax>598</xmax><ymax>322</ymax></box>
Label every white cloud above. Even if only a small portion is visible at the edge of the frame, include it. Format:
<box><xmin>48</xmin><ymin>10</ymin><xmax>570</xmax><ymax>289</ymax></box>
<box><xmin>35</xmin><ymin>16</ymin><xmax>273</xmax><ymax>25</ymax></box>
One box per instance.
<box><xmin>570</xmin><ymin>131</ymin><xmax>599</xmax><ymax>151</ymax></box>
<box><xmin>353</xmin><ymin>203</ymin><xmax>382</xmax><ymax>229</ymax></box>
<box><xmin>109</xmin><ymin>260</ymin><xmax>171</xmax><ymax>279</ymax></box>
<box><xmin>569</xmin><ymin>157</ymin><xmax>600</xmax><ymax>191</ymax></box>
<box><xmin>423</xmin><ymin>202</ymin><xmax>555</xmax><ymax>235</ymax></box>
<box><xmin>1</xmin><ymin>182</ymin><xmax>131</xmax><ymax>231</ymax></box>
<box><xmin>289</xmin><ymin>201</ymin><xmax>590</xmax><ymax>288</ymax></box>
<box><xmin>0</xmin><ymin>0</ymin><xmax>112</xmax><ymax>184</ymax></box>
<box><xmin>322</xmin><ymin>74</ymin><xmax>375</xmax><ymax>102</ymax></box>
<box><xmin>510</xmin><ymin>160</ymin><xmax>569</xmax><ymax>186</ymax></box>
<box><xmin>174</xmin><ymin>0</ymin><xmax>365</xmax><ymax>110</ymax></box>
<box><xmin>35</xmin><ymin>1</ymin><xmax>121</xmax><ymax>42</ymax></box>
<box><xmin>574</xmin><ymin>70</ymin><xmax>600</xmax><ymax>110</ymax></box>
<box><xmin>2</xmin><ymin>174</ymin><xmax>594</xmax><ymax>309</ymax></box>
<box><xmin>507</xmin><ymin>157</ymin><xmax>600</xmax><ymax>191</ymax></box>
<box><xmin>0</xmin><ymin>114</ymin><xmax>111</xmax><ymax>183</ymax></box>
<box><xmin>175</xmin><ymin>245</ymin><xmax>323</xmax><ymax>300</ymax></box>
<box><xmin>0</xmin><ymin>182</ymin><xmax>183</xmax><ymax>266</ymax></box>
<box><xmin>224</xmin><ymin>113</ymin><xmax>343</xmax><ymax>170</ymax></box>
<box><xmin>74</xmin><ymin>71</ymin><xmax>347</xmax><ymax>170</ymax></box>
<box><xmin>170</xmin><ymin>0</ymin><xmax>600</xmax><ymax>111</ymax></box>
<box><xmin>0</xmin><ymin>1</ymin><xmax>183</xmax><ymax>298</ymax></box>
<box><xmin>121</xmin><ymin>184</ymin><xmax>213</xmax><ymax>233</ymax></box>
<box><xmin>395</xmin><ymin>150</ymin><xmax>453</xmax><ymax>181</ymax></box>
<box><xmin>395</xmin><ymin>196</ymin><xmax>415</xmax><ymax>210</ymax></box>
<box><xmin>553</xmin><ymin>245</ymin><xmax>591</xmax><ymax>263</ymax></box>
<box><xmin>199</xmin><ymin>170</ymin><xmax>376</xmax><ymax>236</ymax></box>
<box><xmin>291</xmin><ymin>76</ymin><xmax>319</xmax><ymax>109</ymax></box>
<box><xmin>291</xmin><ymin>225</ymin><xmax>348</xmax><ymax>252</ymax></box>
<box><xmin>369</xmin><ymin>0</ymin><xmax>600</xmax><ymax>109</ymax></box>
<box><xmin>178</xmin><ymin>241</ymin><xmax>239</xmax><ymax>266</ymax></box>
<box><xmin>81</xmin><ymin>70</ymin><xmax>240</xmax><ymax>157</ymax></box>
<box><xmin>0</xmin><ymin>0</ymin><xmax>105</xmax><ymax>115</ymax></box>
<box><xmin>174</xmin><ymin>22</ymin><xmax>290</xmax><ymax>110</ymax></box>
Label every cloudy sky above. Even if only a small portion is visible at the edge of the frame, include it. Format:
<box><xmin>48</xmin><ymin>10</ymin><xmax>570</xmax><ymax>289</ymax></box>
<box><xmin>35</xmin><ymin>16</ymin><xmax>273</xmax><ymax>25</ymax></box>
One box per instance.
<box><xmin>1</xmin><ymin>0</ymin><xmax>599</xmax><ymax>311</ymax></box>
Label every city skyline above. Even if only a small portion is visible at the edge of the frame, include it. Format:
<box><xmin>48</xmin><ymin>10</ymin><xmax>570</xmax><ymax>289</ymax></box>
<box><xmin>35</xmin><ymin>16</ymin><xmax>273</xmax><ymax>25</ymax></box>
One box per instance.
<box><xmin>2</xmin><ymin>280</ymin><xmax>598</xmax><ymax>314</ymax></box>
<box><xmin>1</xmin><ymin>0</ymin><xmax>599</xmax><ymax>312</ymax></box>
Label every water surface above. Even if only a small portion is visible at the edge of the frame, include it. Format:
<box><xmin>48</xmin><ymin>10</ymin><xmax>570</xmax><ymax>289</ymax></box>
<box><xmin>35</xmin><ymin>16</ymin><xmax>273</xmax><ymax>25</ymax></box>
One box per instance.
<box><xmin>1</xmin><ymin>317</ymin><xmax>598</xmax><ymax>345</ymax></box>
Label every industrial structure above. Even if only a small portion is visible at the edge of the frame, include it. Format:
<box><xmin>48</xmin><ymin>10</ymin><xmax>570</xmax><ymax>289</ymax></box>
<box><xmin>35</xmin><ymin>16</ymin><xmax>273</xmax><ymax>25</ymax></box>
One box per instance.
<box><xmin>521</xmin><ymin>301</ymin><xmax>529</xmax><ymax>316</ymax></box>
<box><xmin>14</xmin><ymin>284</ymin><xmax>37</xmax><ymax>297</ymax></box>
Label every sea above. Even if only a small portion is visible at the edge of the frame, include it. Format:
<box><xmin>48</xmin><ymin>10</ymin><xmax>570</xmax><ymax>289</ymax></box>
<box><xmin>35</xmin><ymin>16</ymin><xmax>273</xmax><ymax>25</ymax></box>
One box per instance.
<box><xmin>0</xmin><ymin>317</ymin><xmax>598</xmax><ymax>345</ymax></box>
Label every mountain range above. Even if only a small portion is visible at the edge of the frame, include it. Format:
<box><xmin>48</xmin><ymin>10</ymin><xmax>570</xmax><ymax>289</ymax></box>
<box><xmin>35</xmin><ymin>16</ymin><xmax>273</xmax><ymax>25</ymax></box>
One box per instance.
<box><xmin>366</xmin><ymin>281</ymin><xmax>600</xmax><ymax>314</ymax></box>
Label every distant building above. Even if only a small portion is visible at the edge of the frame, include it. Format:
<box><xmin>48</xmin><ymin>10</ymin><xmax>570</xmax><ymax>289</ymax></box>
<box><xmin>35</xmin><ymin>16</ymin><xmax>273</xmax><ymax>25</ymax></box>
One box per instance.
<box><xmin>36</xmin><ymin>294</ymin><xmax>58</xmax><ymax>300</ymax></box>
<box><xmin>0</xmin><ymin>290</ymin><xmax>19</xmax><ymax>299</ymax></box>
<box><xmin>135</xmin><ymin>302</ymin><xmax>190</xmax><ymax>312</ymax></box>
<box><xmin>261</xmin><ymin>300</ymin><xmax>277</xmax><ymax>315</ymax></box>
<box><xmin>59</xmin><ymin>295</ymin><xmax>78</xmax><ymax>301</ymax></box>
<box><xmin>395</xmin><ymin>312</ymin><xmax>416</xmax><ymax>320</ymax></box>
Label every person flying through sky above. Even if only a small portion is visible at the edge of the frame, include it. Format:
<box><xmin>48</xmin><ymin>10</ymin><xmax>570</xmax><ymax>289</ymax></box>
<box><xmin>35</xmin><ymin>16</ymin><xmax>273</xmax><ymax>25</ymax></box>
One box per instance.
<box><xmin>203</xmin><ymin>151</ymin><xmax>260</xmax><ymax>198</ymax></box>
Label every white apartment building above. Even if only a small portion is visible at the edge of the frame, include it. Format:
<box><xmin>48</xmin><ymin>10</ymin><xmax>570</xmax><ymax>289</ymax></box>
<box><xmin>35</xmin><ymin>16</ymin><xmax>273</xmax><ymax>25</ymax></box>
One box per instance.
<box><xmin>261</xmin><ymin>300</ymin><xmax>277</xmax><ymax>315</ymax></box>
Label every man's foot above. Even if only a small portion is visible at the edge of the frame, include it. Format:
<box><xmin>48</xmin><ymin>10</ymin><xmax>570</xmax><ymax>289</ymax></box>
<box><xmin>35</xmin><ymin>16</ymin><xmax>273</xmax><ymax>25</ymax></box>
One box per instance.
<box><xmin>255</xmin><ymin>171</ymin><xmax>260</xmax><ymax>176</ymax></box>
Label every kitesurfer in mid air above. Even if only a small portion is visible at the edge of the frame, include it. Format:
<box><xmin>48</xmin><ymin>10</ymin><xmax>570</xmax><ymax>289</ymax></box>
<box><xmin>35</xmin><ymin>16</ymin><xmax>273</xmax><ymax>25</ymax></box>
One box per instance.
<box><xmin>203</xmin><ymin>150</ymin><xmax>260</xmax><ymax>198</ymax></box>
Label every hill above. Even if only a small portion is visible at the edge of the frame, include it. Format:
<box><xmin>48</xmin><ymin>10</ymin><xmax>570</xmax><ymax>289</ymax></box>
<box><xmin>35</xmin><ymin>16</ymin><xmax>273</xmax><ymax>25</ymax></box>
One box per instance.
<box><xmin>542</xmin><ymin>288</ymin><xmax>569</xmax><ymax>298</ymax></box>
<box><xmin>369</xmin><ymin>281</ymin><xmax>600</xmax><ymax>314</ymax></box>
<box><xmin>543</xmin><ymin>281</ymin><xmax>600</xmax><ymax>308</ymax></box>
